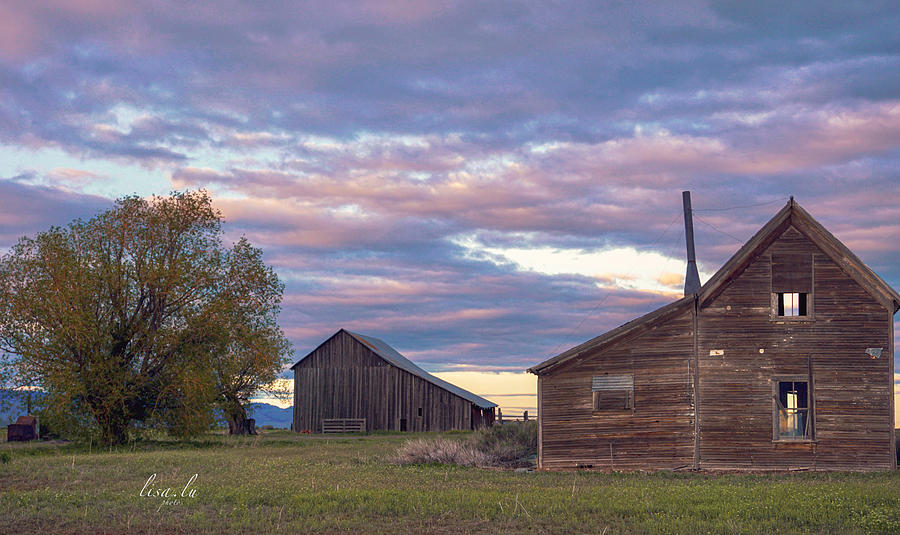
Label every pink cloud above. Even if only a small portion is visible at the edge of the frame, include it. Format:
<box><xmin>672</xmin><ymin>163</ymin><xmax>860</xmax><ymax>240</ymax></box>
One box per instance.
<box><xmin>0</xmin><ymin>5</ymin><xmax>40</xmax><ymax>60</ymax></box>
<box><xmin>339</xmin><ymin>0</ymin><xmax>456</xmax><ymax>25</ymax></box>
<box><xmin>0</xmin><ymin>1</ymin><xmax>129</xmax><ymax>60</ymax></box>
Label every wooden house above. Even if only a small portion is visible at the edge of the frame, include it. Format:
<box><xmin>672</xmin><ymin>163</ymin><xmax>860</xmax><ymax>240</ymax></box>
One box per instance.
<box><xmin>529</xmin><ymin>197</ymin><xmax>898</xmax><ymax>471</ymax></box>
<box><xmin>292</xmin><ymin>329</ymin><xmax>496</xmax><ymax>433</ymax></box>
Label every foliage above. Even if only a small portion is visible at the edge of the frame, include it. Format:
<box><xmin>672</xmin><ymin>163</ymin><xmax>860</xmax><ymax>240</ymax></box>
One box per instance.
<box><xmin>208</xmin><ymin>238</ymin><xmax>292</xmax><ymax>435</ymax></box>
<box><xmin>396</xmin><ymin>421</ymin><xmax>537</xmax><ymax>468</ymax></box>
<box><xmin>0</xmin><ymin>191</ymin><xmax>291</xmax><ymax>445</ymax></box>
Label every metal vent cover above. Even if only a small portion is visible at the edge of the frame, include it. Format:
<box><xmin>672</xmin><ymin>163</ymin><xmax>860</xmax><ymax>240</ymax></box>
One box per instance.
<box><xmin>592</xmin><ymin>374</ymin><xmax>634</xmax><ymax>391</ymax></box>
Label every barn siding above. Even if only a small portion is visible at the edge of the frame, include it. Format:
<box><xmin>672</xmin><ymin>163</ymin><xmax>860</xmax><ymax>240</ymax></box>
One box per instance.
<box><xmin>697</xmin><ymin>225</ymin><xmax>894</xmax><ymax>471</ymax></box>
<box><xmin>293</xmin><ymin>330</ymin><xmax>474</xmax><ymax>432</ymax></box>
<box><xmin>539</xmin><ymin>306</ymin><xmax>695</xmax><ymax>470</ymax></box>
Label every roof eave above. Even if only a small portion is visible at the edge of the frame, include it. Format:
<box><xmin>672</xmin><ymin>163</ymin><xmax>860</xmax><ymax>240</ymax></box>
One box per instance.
<box><xmin>345</xmin><ymin>330</ymin><xmax>497</xmax><ymax>408</ymax></box>
<box><xmin>528</xmin><ymin>295</ymin><xmax>694</xmax><ymax>375</ymax></box>
<box><xmin>697</xmin><ymin>200</ymin><xmax>793</xmax><ymax>306</ymax></box>
<box><xmin>698</xmin><ymin>199</ymin><xmax>900</xmax><ymax>311</ymax></box>
<box><xmin>289</xmin><ymin>328</ymin><xmax>348</xmax><ymax>369</ymax></box>
<box><xmin>789</xmin><ymin>203</ymin><xmax>900</xmax><ymax>311</ymax></box>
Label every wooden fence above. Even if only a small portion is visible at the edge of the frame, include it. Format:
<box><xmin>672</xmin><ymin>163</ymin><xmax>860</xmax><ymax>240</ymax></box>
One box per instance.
<box><xmin>321</xmin><ymin>418</ymin><xmax>366</xmax><ymax>433</ymax></box>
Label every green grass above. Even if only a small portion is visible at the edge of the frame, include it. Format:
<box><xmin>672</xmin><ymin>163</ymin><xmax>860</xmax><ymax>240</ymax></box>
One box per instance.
<box><xmin>1</xmin><ymin>430</ymin><xmax>899</xmax><ymax>534</ymax></box>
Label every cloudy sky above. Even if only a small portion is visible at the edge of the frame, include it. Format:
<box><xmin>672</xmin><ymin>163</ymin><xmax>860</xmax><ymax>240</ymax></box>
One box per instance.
<box><xmin>1</xmin><ymin>1</ymin><xmax>899</xmax><ymax>417</ymax></box>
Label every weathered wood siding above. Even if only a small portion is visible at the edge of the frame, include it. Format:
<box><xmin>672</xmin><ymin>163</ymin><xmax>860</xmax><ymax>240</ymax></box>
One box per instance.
<box><xmin>698</xmin><ymin>225</ymin><xmax>894</xmax><ymax>470</ymax></box>
<box><xmin>293</xmin><ymin>331</ymin><xmax>473</xmax><ymax>432</ymax></box>
<box><xmin>539</xmin><ymin>306</ymin><xmax>696</xmax><ymax>470</ymax></box>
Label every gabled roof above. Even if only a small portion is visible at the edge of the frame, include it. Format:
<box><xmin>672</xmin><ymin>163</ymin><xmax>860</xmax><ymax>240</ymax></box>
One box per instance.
<box><xmin>698</xmin><ymin>198</ymin><xmax>900</xmax><ymax>312</ymax></box>
<box><xmin>347</xmin><ymin>331</ymin><xmax>497</xmax><ymax>409</ymax></box>
<box><xmin>528</xmin><ymin>198</ymin><xmax>899</xmax><ymax>375</ymax></box>
<box><xmin>292</xmin><ymin>329</ymin><xmax>497</xmax><ymax>409</ymax></box>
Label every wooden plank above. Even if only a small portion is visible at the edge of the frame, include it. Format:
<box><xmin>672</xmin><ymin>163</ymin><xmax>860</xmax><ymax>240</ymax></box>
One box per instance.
<box><xmin>891</xmin><ymin>307</ymin><xmax>896</xmax><ymax>470</ymax></box>
<box><xmin>692</xmin><ymin>296</ymin><xmax>700</xmax><ymax>469</ymax></box>
<box><xmin>322</xmin><ymin>418</ymin><xmax>366</xmax><ymax>433</ymax></box>
<box><xmin>537</xmin><ymin>374</ymin><xmax>543</xmax><ymax>469</ymax></box>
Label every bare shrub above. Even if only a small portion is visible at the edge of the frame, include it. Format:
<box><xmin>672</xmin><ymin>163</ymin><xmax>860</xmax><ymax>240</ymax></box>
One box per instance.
<box><xmin>394</xmin><ymin>421</ymin><xmax>537</xmax><ymax>468</ymax></box>
<box><xmin>394</xmin><ymin>437</ymin><xmax>492</xmax><ymax>467</ymax></box>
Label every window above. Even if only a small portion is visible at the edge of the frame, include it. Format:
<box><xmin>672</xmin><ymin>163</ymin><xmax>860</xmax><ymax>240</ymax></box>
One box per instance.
<box><xmin>417</xmin><ymin>407</ymin><xmax>423</xmax><ymax>417</ymax></box>
<box><xmin>776</xmin><ymin>292</ymin><xmax>807</xmax><ymax>316</ymax></box>
<box><xmin>592</xmin><ymin>375</ymin><xmax>633</xmax><ymax>411</ymax></box>
<box><xmin>773</xmin><ymin>379</ymin><xmax>812</xmax><ymax>440</ymax></box>
<box><xmin>771</xmin><ymin>253</ymin><xmax>812</xmax><ymax>318</ymax></box>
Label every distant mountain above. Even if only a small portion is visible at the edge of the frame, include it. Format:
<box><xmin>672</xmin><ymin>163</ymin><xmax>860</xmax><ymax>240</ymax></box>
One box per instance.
<box><xmin>0</xmin><ymin>390</ymin><xmax>292</xmax><ymax>430</ymax></box>
<box><xmin>247</xmin><ymin>402</ymin><xmax>292</xmax><ymax>429</ymax></box>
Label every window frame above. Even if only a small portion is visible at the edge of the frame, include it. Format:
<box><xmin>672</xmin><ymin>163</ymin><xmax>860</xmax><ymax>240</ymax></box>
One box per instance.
<box><xmin>773</xmin><ymin>291</ymin><xmax>809</xmax><ymax>318</ymax></box>
<box><xmin>591</xmin><ymin>374</ymin><xmax>634</xmax><ymax>414</ymax></box>
<box><xmin>772</xmin><ymin>375</ymin><xmax>815</xmax><ymax>442</ymax></box>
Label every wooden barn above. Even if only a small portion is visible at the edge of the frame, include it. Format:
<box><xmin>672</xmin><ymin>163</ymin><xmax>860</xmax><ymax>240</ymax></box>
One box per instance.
<box><xmin>529</xmin><ymin>196</ymin><xmax>898</xmax><ymax>471</ymax></box>
<box><xmin>292</xmin><ymin>329</ymin><xmax>496</xmax><ymax>433</ymax></box>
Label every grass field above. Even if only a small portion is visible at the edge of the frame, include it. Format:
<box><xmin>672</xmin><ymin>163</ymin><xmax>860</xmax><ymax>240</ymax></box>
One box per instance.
<box><xmin>1</xmin><ymin>430</ymin><xmax>899</xmax><ymax>534</ymax></box>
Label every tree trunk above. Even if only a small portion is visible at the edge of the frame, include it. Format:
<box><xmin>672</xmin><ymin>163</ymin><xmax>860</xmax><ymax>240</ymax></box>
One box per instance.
<box><xmin>226</xmin><ymin>403</ymin><xmax>255</xmax><ymax>435</ymax></box>
<box><xmin>96</xmin><ymin>408</ymin><xmax>130</xmax><ymax>446</ymax></box>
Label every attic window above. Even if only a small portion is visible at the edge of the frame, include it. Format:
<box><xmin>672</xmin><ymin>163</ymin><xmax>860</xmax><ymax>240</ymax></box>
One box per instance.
<box><xmin>776</xmin><ymin>292</ymin><xmax>807</xmax><ymax>316</ymax></box>
<box><xmin>592</xmin><ymin>375</ymin><xmax>633</xmax><ymax>411</ymax></box>
<box><xmin>772</xmin><ymin>253</ymin><xmax>812</xmax><ymax>318</ymax></box>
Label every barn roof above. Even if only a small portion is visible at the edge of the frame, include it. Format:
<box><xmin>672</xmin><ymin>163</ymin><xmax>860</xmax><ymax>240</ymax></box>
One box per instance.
<box><xmin>292</xmin><ymin>329</ymin><xmax>497</xmax><ymax>409</ymax></box>
<box><xmin>529</xmin><ymin>198</ymin><xmax>900</xmax><ymax>375</ymax></box>
<box><xmin>346</xmin><ymin>331</ymin><xmax>497</xmax><ymax>409</ymax></box>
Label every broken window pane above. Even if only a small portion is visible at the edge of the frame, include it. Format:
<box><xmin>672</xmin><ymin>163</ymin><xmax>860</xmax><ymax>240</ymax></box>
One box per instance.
<box><xmin>775</xmin><ymin>380</ymin><xmax>811</xmax><ymax>439</ymax></box>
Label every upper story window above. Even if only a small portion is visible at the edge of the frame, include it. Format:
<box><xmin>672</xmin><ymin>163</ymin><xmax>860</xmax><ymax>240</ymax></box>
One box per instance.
<box><xmin>771</xmin><ymin>253</ymin><xmax>812</xmax><ymax>318</ymax></box>
<box><xmin>776</xmin><ymin>292</ymin><xmax>807</xmax><ymax>316</ymax></box>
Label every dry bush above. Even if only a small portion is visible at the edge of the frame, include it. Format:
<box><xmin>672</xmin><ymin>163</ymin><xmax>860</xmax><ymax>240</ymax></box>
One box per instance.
<box><xmin>394</xmin><ymin>437</ymin><xmax>493</xmax><ymax>467</ymax></box>
<box><xmin>394</xmin><ymin>421</ymin><xmax>537</xmax><ymax>468</ymax></box>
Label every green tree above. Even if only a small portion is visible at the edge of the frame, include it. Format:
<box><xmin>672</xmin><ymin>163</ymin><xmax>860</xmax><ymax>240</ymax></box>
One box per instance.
<box><xmin>0</xmin><ymin>191</ymin><xmax>291</xmax><ymax>444</ymax></box>
<box><xmin>209</xmin><ymin>237</ymin><xmax>292</xmax><ymax>435</ymax></box>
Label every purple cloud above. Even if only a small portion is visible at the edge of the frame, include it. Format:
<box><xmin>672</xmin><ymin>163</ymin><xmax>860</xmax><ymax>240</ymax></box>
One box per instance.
<box><xmin>0</xmin><ymin>177</ymin><xmax>111</xmax><ymax>247</ymax></box>
<box><xmin>1</xmin><ymin>1</ymin><xmax>899</xmax><ymax>381</ymax></box>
